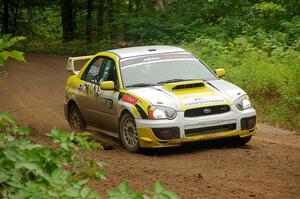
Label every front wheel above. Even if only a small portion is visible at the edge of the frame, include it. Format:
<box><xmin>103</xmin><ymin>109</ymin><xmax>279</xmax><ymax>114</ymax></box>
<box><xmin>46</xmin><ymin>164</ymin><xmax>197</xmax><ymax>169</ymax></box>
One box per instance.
<box><xmin>68</xmin><ymin>104</ymin><xmax>85</xmax><ymax>131</ymax></box>
<box><xmin>119</xmin><ymin>113</ymin><xmax>140</xmax><ymax>153</ymax></box>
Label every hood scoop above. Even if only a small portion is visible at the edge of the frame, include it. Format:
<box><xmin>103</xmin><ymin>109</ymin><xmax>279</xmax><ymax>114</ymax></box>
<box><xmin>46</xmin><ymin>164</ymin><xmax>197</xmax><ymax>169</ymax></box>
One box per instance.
<box><xmin>163</xmin><ymin>80</ymin><xmax>205</xmax><ymax>91</ymax></box>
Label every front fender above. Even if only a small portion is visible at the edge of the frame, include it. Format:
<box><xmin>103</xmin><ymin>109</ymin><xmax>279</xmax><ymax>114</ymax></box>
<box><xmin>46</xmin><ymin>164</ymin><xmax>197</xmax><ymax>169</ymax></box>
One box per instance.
<box><xmin>118</xmin><ymin>101</ymin><xmax>142</xmax><ymax>120</ymax></box>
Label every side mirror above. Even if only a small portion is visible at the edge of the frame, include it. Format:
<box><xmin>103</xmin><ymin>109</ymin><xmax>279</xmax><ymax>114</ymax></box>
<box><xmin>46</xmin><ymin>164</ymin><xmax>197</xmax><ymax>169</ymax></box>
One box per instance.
<box><xmin>100</xmin><ymin>81</ymin><xmax>115</xmax><ymax>90</ymax></box>
<box><xmin>214</xmin><ymin>68</ymin><xmax>226</xmax><ymax>78</ymax></box>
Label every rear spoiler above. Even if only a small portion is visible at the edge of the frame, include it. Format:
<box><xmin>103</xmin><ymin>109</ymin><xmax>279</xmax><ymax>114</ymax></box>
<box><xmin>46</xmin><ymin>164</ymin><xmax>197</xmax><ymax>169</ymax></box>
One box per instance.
<box><xmin>67</xmin><ymin>55</ymin><xmax>93</xmax><ymax>75</ymax></box>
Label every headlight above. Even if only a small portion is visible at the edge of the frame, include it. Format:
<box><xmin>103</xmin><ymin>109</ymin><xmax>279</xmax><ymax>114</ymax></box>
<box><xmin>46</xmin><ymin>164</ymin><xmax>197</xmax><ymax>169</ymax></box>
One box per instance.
<box><xmin>234</xmin><ymin>95</ymin><xmax>251</xmax><ymax>111</ymax></box>
<box><xmin>148</xmin><ymin>106</ymin><xmax>177</xmax><ymax>120</ymax></box>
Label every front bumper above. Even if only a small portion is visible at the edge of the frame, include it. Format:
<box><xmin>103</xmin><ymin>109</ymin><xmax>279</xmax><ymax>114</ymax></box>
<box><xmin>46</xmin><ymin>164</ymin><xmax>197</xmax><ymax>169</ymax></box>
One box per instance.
<box><xmin>135</xmin><ymin>107</ymin><xmax>257</xmax><ymax>148</ymax></box>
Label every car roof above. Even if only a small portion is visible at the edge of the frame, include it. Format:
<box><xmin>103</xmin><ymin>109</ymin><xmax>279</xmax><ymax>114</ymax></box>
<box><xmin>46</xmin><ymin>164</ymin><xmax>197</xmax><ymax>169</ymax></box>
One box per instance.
<box><xmin>108</xmin><ymin>45</ymin><xmax>186</xmax><ymax>59</ymax></box>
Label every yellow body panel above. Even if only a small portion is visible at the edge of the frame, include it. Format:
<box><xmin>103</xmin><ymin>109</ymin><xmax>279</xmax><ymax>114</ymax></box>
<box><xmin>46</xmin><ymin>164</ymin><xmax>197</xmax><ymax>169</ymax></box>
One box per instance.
<box><xmin>119</xmin><ymin>89</ymin><xmax>152</xmax><ymax>119</ymax></box>
<box><xmin>137</xmin><ymin>127</ymin><xmax>256</xmax><ymax>148</ymax></box>
<box><xmin>100</xmin><ymin>81</ymin><xmax>115</xmax><ymax>90</ymax></box>
<box><xmin>163</xmin><ymin>80</ymin><xmax>232</xmax><ymax>111</ymax></box>
<box><xmin>215</xmin><ymin>68</ymin><xmax>226</xmax><ymax>78</ymax></box>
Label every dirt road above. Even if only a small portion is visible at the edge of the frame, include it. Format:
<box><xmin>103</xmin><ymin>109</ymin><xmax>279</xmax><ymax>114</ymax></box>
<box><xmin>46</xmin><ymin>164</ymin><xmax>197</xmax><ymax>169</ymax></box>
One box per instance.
<box><xmin>0</xmin><ymin>54</ymin><xmax>299</xmax><ymax>198</ymax></box>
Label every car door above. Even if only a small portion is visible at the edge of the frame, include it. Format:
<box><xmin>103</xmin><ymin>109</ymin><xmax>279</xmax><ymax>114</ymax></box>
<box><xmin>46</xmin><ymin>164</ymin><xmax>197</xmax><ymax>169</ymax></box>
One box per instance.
<box><xmin>77</xmin><ymin>56</ymin><xmax>105</xmax><ymax>126</ymax></box>
<box><xmin>91</xmin><ymin>57</ymin><xmax>120</xmax><ymax>133</ymax></box>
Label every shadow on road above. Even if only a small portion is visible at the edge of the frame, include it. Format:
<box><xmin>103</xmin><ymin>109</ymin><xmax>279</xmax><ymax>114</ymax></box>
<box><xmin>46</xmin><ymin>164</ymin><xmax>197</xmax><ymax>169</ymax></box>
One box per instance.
<box><xmin>90</xmin><ymin>131</ymin><xmax>253</xmax><ymax>156</ymax></box>
<box><xmin>141</xmin><ymin>137</ymin><xmax>253</xmax><ymax>156</ymax></box>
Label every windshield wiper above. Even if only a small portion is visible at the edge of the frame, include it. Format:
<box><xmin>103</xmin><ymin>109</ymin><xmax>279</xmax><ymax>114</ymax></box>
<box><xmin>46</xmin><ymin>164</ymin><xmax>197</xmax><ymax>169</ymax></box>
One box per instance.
<box><xmin>157</xmin><ymin>78</ymin><xmax>197</xmax><ymax>85</ymax></box>
<box><xmin>126</xmin><ymin>83</ymin><xmax>157</xmax><ymax>88</ymax></box>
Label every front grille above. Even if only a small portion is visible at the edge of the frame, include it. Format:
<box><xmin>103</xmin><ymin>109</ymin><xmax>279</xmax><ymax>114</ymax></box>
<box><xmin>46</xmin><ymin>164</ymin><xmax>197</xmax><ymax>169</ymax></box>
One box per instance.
<box><xmin>184</xmin><ymin>105</ymin><xmax>230</xmax><ymax>117</ymax></box>
<box><xmin>185</xmin><ymin>123</ymin><xmax>236</xmax><ymax>137</ymax></box>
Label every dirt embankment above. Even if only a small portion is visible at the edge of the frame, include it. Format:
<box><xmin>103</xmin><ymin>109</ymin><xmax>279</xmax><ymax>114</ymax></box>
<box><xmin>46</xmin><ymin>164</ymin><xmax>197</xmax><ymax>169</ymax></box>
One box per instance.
<box><xmin>0</xmin><ymin>54</ymin><xmax>299</xmax><ymax>198</ymax></box>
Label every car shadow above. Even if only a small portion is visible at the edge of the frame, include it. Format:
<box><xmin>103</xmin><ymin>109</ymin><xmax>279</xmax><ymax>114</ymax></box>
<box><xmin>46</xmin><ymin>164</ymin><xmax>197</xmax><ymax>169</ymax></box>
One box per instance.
<box><xmin>90</xmin><ymin>132</ymin><xmax>120</xmax><ymax>150</ymax></box>
<box><xmin>90</xmin><ymin>131</ymin><xmax>254</xmax><ymax>155</ymax></box>
<box><xmin>141</xmin><ymin>137</ymin><xmax>253</xmax><ymax>156</ymax></box>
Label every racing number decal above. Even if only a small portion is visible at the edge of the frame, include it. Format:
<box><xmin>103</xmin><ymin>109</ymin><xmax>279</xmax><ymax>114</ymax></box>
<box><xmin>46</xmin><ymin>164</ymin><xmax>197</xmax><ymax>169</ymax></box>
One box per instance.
<box><xmin>106</xmin><ymin>99</ymin><xmax>113</xmax><ymax>109</ymax></box>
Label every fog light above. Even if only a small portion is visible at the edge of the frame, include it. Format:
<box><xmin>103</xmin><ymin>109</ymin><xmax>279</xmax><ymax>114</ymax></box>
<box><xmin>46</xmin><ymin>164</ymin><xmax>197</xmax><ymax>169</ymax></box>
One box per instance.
<box><xmin>152</xmin><ymin>127</ymin><xmax>180</xmax><ymax>140</ymax></box>
<box><xmin>160</xmin><ymin>129</ymin><xmax>171</xmax><ymax>135</ymax></box>
<box><xmin>241</xmin><ymin>116</ymin><xmax>256</xmax><ymax>130</ymax></box>
<box><xmin>248</xmin><ymin>118</ymin><xmax>256</xmax><ymax>129</ymax></box>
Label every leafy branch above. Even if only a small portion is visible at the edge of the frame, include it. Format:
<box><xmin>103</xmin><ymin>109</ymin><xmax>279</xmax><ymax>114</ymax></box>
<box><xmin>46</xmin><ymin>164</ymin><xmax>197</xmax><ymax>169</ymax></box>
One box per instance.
<box><xmin>0</xmin><ymin>112</ymin><xmax>178</xmax><ymax>199</ymax></box>
<box><xmin>0</xmin><ymin>35</ymin><xmax>26</xmax><ymax>66</ymax></box>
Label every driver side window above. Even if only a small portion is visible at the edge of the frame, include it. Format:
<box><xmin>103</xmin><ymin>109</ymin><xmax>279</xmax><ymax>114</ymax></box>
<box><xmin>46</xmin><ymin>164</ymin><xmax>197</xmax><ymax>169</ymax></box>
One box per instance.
<box><xmin>98</xmin><ymin>58</ymin><xmax>117</xmax><ymax>85</ymax></box>
<box><xmin>82</xmin><ymin>57</ymin><xmax>105</xmax><ymax>84</ymax></box>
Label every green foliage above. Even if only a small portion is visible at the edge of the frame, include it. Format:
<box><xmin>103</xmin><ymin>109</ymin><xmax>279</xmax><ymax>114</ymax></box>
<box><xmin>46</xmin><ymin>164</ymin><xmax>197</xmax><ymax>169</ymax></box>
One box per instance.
<box><xmin>0</xmin><ymin>113</ymin><xmax>103</xmax><ymax>198</ymax></box>
<box><xmin>15</xmin><ymin>39</ymin><xmax>115</xmax><ymax>56</ymax></box>
<box><xmin>108</xmin><ymin>182</ymin><xmax>143</xmax><ymax>199</ymax></box>
<box><xmin>183</xmin><ymin>36</ymin><xmax>300</xmax><ymax>130</ymax></box>
<box><xmin>2</xmin><ymin>0</ymin><xmax>299</xmax><ymax>48</ymax></box>
<box><xmin>252</xmin><ymin>2</ymin><xmax>286</xmax><ymax>13</ymax></box>
<box><xmin>146</xmin><ymin>180</ymin><xmax>179</xmax><ymax>199</ymax></box>
<box><xmin>0</xmin><ymin>113</ymin><xmax>178</xmax><ymax>198</ymax></box>
<box><xmin>0</xmin><ymin>35</ymin><xmax>26</xmax><ymax>77</ymax></box>
<box><xmin>108</xmin><ymin>181</ymin><xmax>178</xmax><ymax>199</ymax></box>
<box><xmin>0</xmin><ymin>35</ymin><xmax>26</xmax><ymax>66</ymax></box>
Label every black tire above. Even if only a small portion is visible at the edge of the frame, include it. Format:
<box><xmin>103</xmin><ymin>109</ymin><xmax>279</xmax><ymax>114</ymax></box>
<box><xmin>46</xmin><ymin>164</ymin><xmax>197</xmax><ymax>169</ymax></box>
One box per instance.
<box><xmin>68</xmin><ymin>104</ymin><xmax>85</xmax><ymax>131</ymax></box>
<box><xmin>119</xmin><ymin>113</ymin><xmax>140</xmax><ymax>153</ymax></box>
<box><xmin>232</xmin><ymin>136</ymin><xmax>252</xmax><ymax>146</ymax></box>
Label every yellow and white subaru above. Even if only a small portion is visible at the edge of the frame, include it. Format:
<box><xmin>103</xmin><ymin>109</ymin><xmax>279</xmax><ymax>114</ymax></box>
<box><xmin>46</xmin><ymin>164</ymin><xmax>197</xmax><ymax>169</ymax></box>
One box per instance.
<box><xmin>64</xmin><ymin>45</ymin><xmax>257</xmax><ymax>152</ymax></box>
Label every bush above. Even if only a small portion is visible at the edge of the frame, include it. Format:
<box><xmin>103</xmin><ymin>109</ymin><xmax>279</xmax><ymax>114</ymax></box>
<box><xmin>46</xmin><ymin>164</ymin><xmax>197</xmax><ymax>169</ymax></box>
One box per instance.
<box><xmin>0</xmin><ymin>113</ymin><xmax>178</xmax><ymax>199</ymax></box>
<box><xmin>0</xmin><ymin>35</ymin><xmax>26</xmax><ymax>65</ymax></box>
<box><xmin>0</xmin><ymin>35</ymin><xmax>26</xmax><ymax>77</ymax></box>
<box><xmin>15</xmin><ymin>39</ymin><xmax>115</xmax><ymax>56</ymax></box>
<box><xmin>182</xmin><ymin>36</ymin><xmax>300</xmax><ymax>129</ymax></box>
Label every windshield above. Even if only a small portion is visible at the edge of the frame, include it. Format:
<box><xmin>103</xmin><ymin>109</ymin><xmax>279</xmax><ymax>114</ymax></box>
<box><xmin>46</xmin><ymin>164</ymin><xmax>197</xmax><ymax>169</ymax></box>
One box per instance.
<box><xmin>120</xmin><ymin>52</ymin><xmax>217</xmax><ymax>88</ymax></box>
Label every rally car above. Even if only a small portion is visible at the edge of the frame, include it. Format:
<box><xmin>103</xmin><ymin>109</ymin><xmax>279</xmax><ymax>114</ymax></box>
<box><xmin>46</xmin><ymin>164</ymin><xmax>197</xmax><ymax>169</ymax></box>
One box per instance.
<box><xmin>64</xmin><ymin>45</ymin><xmax>257</xmax><ymax>152</ymax></box>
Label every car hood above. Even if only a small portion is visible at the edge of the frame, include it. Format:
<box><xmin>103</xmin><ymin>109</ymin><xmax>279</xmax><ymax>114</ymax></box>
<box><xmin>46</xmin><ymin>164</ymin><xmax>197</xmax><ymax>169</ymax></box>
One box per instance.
<box><xmin>128</xmin><ymin>79</ymin><xmax>246</xmax><ymax>111</ymax></box>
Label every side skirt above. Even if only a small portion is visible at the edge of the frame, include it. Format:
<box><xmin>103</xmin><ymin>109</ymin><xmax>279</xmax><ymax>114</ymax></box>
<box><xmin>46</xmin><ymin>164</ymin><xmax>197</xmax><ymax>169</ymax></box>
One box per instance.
<box><xmin>86</xmin><ymin>125</ymin><xmax>119</xmax><ymax>139</ymax></box>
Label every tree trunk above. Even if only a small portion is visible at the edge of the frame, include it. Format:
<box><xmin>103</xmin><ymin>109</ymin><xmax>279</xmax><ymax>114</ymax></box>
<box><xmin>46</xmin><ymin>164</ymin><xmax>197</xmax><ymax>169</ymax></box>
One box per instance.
<box><xmin>107</xmin><ymin>0</ymin><xmax>114</xmax><ymax>40</ymax></box>
<box><xmin>61</xmin><ymin>0</ymin><xmax>74</xmax><ymax>41</ymax></box>
<box><xmin>128</xmin><ymin>0</ymin><xmax>133</xmax><ymax>13</ymax></box>
<box><xmin>157</xmin><ymin>0</ymin><xmax>165</xmax><ymax>10</ymax></box>
<box><xmin>135</xmin><ymin>0</ymin><xmax>140</xmax><ymax>17</ymax></box>
<box><xmin>97</xmin><ymin>0</ymin><xmax>105</xmax><ymax>40</ymax></box>
<box><xmin>12</xmin><ymin>0</ymin><xmax>20</xmax><ymax>35</ymax></box>
<box><xmin>2</xmin><ymin>0</ymin><xmax>9</xmax><ymax>34</ymax></box>
<box><xmin>86</xmin><ymin>0</ymin><xmax>92</xmax><ymax>41</ymax></box>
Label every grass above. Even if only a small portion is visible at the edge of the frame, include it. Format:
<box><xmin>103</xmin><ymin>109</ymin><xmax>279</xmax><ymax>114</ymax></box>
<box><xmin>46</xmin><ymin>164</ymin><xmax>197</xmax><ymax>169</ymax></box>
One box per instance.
<box><xmin>182</xmin><ymin>37</ymin><xmax>300</xmax><ymax>130</ymax></box>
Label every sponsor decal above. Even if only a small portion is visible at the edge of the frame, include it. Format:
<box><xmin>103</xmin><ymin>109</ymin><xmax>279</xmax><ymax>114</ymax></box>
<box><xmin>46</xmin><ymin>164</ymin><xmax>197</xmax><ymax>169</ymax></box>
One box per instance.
<box><xmin>120</xmin><ymin>53</ymin><xmax>195</xmax><ymax>68</ymax></box>
<box><xmin>121</xmin><ymin>95</ymin><xmax>138</xmax><ymax>105</ymax></box>
<box><xmin>143</xmin><ymin>57</ymin><xmax>160</xmax><ymax>62</ymax></box>
<box><xmin>184</xmin><ymin>96</ymin><xmax>225</xmax><ymax>106</ymax></box>
<box><xmin>76</xmin><ymin>83</ymin><xmax>88</xmax><ymax>97</ymax></box>
<box><xmin>185</xmin><ymin>119</ymin><xmax>236</xmax><ymax>128</ymax></box>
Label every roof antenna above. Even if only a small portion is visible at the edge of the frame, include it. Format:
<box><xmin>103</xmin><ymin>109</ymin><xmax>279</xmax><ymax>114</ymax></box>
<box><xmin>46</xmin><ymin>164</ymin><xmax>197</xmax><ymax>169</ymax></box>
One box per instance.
<box><xmin>148</xmin><ymin>48</ymin><xmax>156</xmax><ymax>51</ymax></box>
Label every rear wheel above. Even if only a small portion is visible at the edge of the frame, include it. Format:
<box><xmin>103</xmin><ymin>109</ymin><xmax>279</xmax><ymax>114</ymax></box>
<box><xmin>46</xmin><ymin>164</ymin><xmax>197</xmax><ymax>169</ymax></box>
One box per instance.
<box><xmin>68</xmin><ymin>104</ymin><xmax>85</xmax><ymax>131</ymax></box>
<box><xmin>232</xmin><ymin>136</ymin><xmax>252</xmax><ymax>146</ymax></box>
<box><xmin>119</xmin><ymin>113</ymin><xmax>140</xmax><ymax>152</ymax></box>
